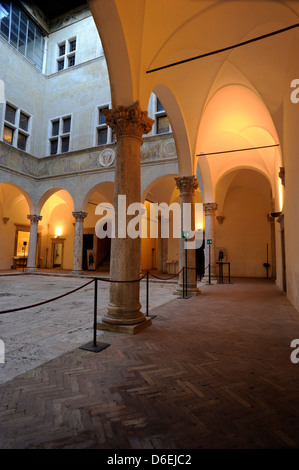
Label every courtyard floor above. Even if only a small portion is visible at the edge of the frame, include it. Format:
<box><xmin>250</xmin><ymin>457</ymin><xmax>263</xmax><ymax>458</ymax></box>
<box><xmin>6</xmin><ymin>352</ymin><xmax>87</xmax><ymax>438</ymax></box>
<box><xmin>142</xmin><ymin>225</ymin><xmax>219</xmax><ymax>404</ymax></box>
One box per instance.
<box><xmin>0</xmin><ymin>273</ymin><xmax>299</xmax><ymax>450</ymax></box>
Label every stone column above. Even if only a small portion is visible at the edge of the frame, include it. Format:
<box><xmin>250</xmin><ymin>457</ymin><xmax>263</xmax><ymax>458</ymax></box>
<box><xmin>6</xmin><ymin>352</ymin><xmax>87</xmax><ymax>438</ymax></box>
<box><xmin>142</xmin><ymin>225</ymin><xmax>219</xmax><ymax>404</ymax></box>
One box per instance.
<box><xmin>26</xmin><ymin>214</ymin><xmax>42</xmax><ymax>272</ymax></box>
<box><xmin>203</xmin><ymin>202</ymin><xmax>218</xmax><ymax>281</ymax></box>
<box><xmin>157</xmin><ymin>216</ymin><xmax>168</xmax><ymax>273</ymax></box>
<box><xmin>98</xmin><ymin>101</ymin><xmax>154</xmax><ymax>334</ymax></box>
<box><xmin>71</xmin><ymin>211</ymin><xmax>87</xmax><ymax>275</ymax></box>
<box><xmin>174</xmin><ymin>175</ymin><xmax>201</xmax><ymax>296</ymax></box>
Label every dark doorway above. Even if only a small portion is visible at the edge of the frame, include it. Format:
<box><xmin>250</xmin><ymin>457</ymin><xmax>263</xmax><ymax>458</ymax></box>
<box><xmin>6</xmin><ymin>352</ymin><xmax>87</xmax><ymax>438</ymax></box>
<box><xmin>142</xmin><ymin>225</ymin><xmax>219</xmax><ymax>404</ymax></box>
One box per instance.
<box><xmin>97</xmin><ymin>222</ymin><xmax>111</xmax><ymax>271</ymax></box>
<box><xmin>196</xmin><ymin>242</ymin><xmax>205</xmax><ymax>277</ymax></box>
<box><xmin>82</xmin><ymin>234</ymin><xmax>94</xmax><ymax>270</ymax></box>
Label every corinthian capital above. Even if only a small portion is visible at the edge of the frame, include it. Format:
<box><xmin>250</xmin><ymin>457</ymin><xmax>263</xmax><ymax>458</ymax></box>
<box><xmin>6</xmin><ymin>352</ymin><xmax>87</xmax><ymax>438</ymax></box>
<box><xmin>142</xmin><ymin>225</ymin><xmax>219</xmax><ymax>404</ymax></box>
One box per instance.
<box><xmin>203</xmin><ymin>202</ymin><xmax>218</xmax><ymax>215</ymax></box>
<box><xmin>175</xmin><ymin>175</ymin><xmax>199</xmax><ymax>194</ymax></box>
<box><xmin>27</xmin><ymin>214</ymin><xmax>42</xmax><ymax>224</ymax></box>
<box><xmin>103</xmin><ymin>101</ymin><xmax>154</xmax><ymax>140</ymax></box>
<box><xmin>72</xmin><ymin>211</ymin><xmax>88</xmax><ymax>222</ymax></box>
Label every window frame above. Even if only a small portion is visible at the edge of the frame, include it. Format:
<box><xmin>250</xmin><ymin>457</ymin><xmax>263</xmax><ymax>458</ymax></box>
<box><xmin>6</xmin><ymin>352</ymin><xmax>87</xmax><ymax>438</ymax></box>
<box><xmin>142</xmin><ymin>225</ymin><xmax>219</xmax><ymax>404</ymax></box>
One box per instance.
<box><xmin>48</xmin><ymin>114</ymin><xmax>72</xmax><ymax>155</ymax></box>
<box><xmin>94</xmin><ymin>104</ymin><xmax>116</xmax><ymax>147</ymax></box>
<box><xmin>56</xmin><ymin>36</ymin><xmax>77</xmax><ymax>72</ymax></box>
<box><xmin>0</xmin><ymin>2</ymin><xmax>45</xmax><ymax>71</ymax></box>
<box><xmin>155</xmin><ymin>97</ymin><xmax>171</xmax><ymax>135</ymax></box>
<box><xmin>2</xmin><ymin>101</ymin><xmax>31</xmax><ymax>152</ymax></box>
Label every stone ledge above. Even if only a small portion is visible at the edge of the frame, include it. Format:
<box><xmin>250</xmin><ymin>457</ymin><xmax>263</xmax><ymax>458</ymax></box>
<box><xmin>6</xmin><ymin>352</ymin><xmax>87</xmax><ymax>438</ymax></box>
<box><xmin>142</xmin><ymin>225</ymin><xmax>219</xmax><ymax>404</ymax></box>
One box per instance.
<box><xmin>96</xmin><ymin>317</ymin><xmax>152</xmax><ymax>335</ymax></box>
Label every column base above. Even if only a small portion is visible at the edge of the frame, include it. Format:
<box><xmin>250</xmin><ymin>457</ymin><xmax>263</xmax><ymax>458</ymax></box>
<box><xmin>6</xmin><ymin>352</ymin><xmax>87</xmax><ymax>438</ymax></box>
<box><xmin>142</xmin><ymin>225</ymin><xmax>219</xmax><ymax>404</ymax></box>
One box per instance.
<box><xmin>69</xmin><ymin>270</ymin><xmax>85</xmax><ymax>277</ymax></box>
<box><xmin>97</xmin><ymin>316</ymin><xmax>152</xmax><ymax>335</ymax></box>
<box><xmin>173</xmin><ymin>284</ymin><xmax>201</xmax><ymax>296</ymax></box>
<box><xmin>25</xmin><ymin>267</ymin><xmax>38</xmax><ymax>273</ymax></box>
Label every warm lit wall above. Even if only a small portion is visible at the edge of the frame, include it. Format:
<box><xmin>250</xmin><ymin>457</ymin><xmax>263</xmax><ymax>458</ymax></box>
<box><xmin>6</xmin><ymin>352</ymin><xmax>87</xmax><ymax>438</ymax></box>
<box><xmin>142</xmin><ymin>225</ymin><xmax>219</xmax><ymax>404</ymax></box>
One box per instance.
<box><xmin>216</xmin><ymin>170</ymin><xmax>272</xmax><ymax>278</ymax></box>
<box><xmin>283</xmin><ymin>77</ymin><xmax>299</xmax><ymax>310</ymax></box>
<box><xmin>40</xmin><ymin>194</ymin><xmax>74</xmax><ymax>270</ymax></box>
<box><xmin>141</xmin><ymin>201</ymin><xmax>158</xmax><ymax>270</ymax></box>
<box><xmin>0</xmin><ymin>185</ymin><xmax>30</xmax><ymax>269</ymax></box>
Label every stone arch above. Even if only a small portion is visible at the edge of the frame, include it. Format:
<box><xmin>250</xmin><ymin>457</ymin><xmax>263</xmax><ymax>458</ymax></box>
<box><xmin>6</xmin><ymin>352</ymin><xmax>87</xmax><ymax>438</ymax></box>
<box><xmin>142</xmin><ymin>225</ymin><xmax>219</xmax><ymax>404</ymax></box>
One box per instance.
<box><xmin>215</xmin><ymin>166</ymin><xmax>273</xmax><ymax>215</ymax></box>
<box><xmin>151</xmin><ymin>83</ymin><xmax>192</xmax><ymax>176</ymax></box>
<box><xmin>81</xmin><ymin>181</ymin><xmax>114</xmax><ymax>213</ymax></box>
<box><xmin>88</xmin><ymin>0</ymin><xmax>134</xmax><ymax>107</ymax></box>
<box><xmin>195</xmin><ymin>83</ymin><xmax>282</xmax><ymax>204</ymax></box>
<box><xmin>0</xmin><ymin>182</ymin><xmax>34</xmax><ymax>214</ymax></box>
<box><xmin>141</xmin><ymin>173</ymin><xmax>178</xmax><ymax>204</ymax></box>
<box><xmin>36</xmin><ymin>188</ymin><xmax>75</xmax><ymax>215</ymax></box>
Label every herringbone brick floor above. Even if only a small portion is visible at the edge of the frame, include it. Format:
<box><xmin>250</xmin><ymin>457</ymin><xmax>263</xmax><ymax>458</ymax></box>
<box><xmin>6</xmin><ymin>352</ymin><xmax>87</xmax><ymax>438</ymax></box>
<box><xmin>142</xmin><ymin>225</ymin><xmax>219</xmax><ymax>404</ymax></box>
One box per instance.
<box><xmin>1</xmin><ymin>278</ymin><xmax>299</xmax><ymax>449</ymax></box>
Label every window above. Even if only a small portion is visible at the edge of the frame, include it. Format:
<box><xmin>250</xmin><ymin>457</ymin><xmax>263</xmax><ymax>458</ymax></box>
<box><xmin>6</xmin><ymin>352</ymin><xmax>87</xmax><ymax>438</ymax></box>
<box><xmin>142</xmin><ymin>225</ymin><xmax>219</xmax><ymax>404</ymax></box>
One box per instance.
<box><xmin>155</xmin><ymin>98</ymin><xmax>170</xmax><ymax>134</ymax></box>
<box><xmin>3</xmin><ymin>125</ymin><xmax>14</xmax><ymax>145</ymax></box>
<box><xmin>57</xmin><ymin>59</ymin><xmax>64</xmax><ymax>71</ymax></box>
<box><xmin>95</xmin><ymin>105</ymin><xmax>116</xmax><ymax>146</ymax></box>
<box><xmin>5</xmin><ymin>104</ymin><xmax>16</xmax><ymax>124</ymax></box>
<box><xmin>56</xmin><ymin>37</ymin><xmax>77</xmax><ymax>72</ymax></box>
<box><xmin>96</xmin><ymin>106</ymin><xmax>109</xmax><ymax>146</ymax></box>
<box><xmin>97</xmin><ymin>128</ymin><xmax>107</xmax><ymax>146</ymax></box>
<box><xmin>2</xmin><ymin>102</ymin><xmax>31</xmax><ymax>151</ymax></box>
<box><xmin>49</xmin><ymin>115</ymin><xmax>71</xmax><ymax>155</ymax></box>
<box><xmin>59</xmin><ymin>44</ymin><xmax>65</xmax><ymax>56</ymax></box>
<box><xmin>0</xmin><ymin>2</ymin><xmax>45</xmax><ymax>71</ymax></box>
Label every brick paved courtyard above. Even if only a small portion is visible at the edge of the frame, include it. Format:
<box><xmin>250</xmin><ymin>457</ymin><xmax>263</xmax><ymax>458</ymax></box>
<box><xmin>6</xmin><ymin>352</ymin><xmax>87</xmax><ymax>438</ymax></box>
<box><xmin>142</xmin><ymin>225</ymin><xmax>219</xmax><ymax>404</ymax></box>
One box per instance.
<box><xmin>0</xmin><ymin>274</ymin><xmax>299</xmax><ymax>449</ymax></box>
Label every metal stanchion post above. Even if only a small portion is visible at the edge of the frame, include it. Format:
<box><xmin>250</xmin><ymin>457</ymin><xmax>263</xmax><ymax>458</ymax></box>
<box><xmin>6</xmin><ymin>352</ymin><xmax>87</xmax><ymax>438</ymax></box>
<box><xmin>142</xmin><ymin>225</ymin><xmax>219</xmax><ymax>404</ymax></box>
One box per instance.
<box><xmin>93</xmin><ymin>278</ymin><xmax>98</xmax><ymax>347</ymax></box>
<box><xmin>208</xmin><ymin>244</ymin><xmax>211</xmax><ymax>285</ymax></box>
<box><xmin>185</xmin><ymin>247</ymin><xmax>188</xmax><ymax>297</ymax></box>
<box><xmin>80</xmin><ymin>278</ymin><xmax>110</xmax><ymax>353</ymax></box>
<box><xmin>228</xmin><ymin>262</ymin><xmax>231</xmax><ymax>283</ymax></box>
<box><xmin>146</xmin><ymin>271</ymin><xmax>149</xmax><ymax>317</ymax></box>
<box><xmin>146</xmin><ymin>271</ymin><xmax>156</xmax><ymax>319</ymax></box>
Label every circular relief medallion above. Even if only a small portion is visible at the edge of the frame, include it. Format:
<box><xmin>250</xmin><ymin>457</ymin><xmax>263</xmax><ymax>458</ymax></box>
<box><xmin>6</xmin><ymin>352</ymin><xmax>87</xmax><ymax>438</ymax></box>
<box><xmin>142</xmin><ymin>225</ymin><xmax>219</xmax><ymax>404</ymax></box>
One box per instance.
<box><xmin>98</xmin><ymin>148</ymin><xmax>115</xmax><ymax>167</ymax></box>
<box><xmin>159</xmin><ymin>139</ymin><xmax>176</xmax><ymax>158</ymax></box>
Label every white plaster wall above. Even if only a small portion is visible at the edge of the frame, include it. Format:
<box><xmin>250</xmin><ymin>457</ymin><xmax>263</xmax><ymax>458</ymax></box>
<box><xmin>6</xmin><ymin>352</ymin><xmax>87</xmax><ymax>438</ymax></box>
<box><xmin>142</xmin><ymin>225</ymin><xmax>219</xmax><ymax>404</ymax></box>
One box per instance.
<box><xmin>0</xmin><ymin>37</ymin><xmax>46</xmax><ymax>157</ymax></box>
<box><xmin>46</xmin><ymin>15</ymin><xmax>103</xmax><ymax>75</ymax></box>
<box><xmin>43</xmin><ymin>57</ymin><xmax>110</xmax><ymax>154</ymax></box>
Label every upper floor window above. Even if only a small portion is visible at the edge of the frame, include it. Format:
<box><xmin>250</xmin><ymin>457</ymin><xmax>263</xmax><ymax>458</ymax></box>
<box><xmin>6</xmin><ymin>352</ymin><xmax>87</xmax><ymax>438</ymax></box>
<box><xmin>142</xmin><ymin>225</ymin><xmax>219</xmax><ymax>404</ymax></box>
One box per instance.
<box><xmin>96</xmin><ymin>105</ymin><xmax>116</xmax><ymax>146</ymax></box>
<box><xmin>0</xmin><ymin>1</ymin><xmax>45</xmax><ymax>71</ymax></box>
<box><xmin>49</xmin><ymin>115</ymin><xmax>72</xmax><ymax>155</ymax></box>
<box><xmin>57</xmin><ymin>37</ymin><xmax>76</xmax><ymax>72</ymax></box>
<box><xmin>2</xmin><ymin>102</ymin><xmax>31</xmax><ymax>151</ymax></box>
<box><xmin>155</xmin><ymin>98</ymin><xmax>170</xmax><ymax>134</ymax></box>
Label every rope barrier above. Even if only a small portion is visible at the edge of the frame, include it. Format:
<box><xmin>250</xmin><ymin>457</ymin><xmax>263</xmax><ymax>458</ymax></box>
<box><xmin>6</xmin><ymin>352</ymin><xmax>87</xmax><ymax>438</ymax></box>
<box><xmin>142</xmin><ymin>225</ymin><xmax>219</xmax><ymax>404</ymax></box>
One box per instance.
<box><xmin>96</xmin><ymin>272</ymin><xmax>148</xmax><ymax>283</ymax></box>
<box><xmin>0</xmin><ymin>279</ymin><xmax>95</xmax><ymax>315</ymax></box>
<box><xmin>0</xmin><ymin>262</ymin><xmax>231</xmax><ymax>316</ymax></box>
<box><xmin>147</xmin><ymin>267</ymin><xmax>184</xmax><ymax>281</ymax></box>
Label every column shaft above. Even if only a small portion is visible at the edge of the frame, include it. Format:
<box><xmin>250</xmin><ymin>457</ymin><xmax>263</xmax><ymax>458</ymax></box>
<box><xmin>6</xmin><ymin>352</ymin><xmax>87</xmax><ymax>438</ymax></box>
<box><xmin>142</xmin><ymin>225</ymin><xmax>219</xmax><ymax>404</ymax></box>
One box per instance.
<box><xmin>98</xmin><ymin>101</ymin><xmax>154</xmax><ymax>333</ymax></box>
<box><xmin>71</xmin><ymin>212</ymin><xmax>87</xmax><ymax>274</ymax></box>
<box><xmin>174</xmin><ymin>176</ymin><xmax>200</xmax><ymax>296</ymax></box>
<box><xmin>203</xmin><ymin>203</ymin><xmax>218</xmax><ymax>281</ymax></box>
<box><xmin>26</xmin><ymin>215</ymin><xmax>42</xmax><ymax>272</ymax></box>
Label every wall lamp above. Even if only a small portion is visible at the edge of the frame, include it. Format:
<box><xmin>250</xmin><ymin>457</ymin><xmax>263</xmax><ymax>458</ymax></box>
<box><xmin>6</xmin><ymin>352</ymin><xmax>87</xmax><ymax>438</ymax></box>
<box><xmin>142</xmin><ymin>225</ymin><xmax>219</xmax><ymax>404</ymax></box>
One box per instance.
<box><xmin>270</xmin><ymin>211</ymin><xmax>282</xmax><ymax>218</ymax></box>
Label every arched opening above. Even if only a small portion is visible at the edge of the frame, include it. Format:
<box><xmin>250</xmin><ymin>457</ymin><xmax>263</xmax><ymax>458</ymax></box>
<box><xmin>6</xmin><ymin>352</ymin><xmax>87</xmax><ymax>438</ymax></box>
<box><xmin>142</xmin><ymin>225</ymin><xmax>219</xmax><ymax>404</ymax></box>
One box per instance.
<box><xmin>0</xmin><ymin>183</ymin><xmax>33</xmax><ymax>270</ymax></box>
<box><xmin>83</xmin><ymin>182</ymin><xmax>114</xmax><ymax>272</ymax></box>
<box><xmin>215</xmin><ymin>169</ymin><xmax>273</xmax><ymax>278</ymax></box>
<box><xmin>142</xmin><ymin>174</ymin><xmax>203</xmax><ymax>274</ymax></box>
<box><xmin>38</xmin><ymin>189</ymin><xmax>74</xmax><ymax>270</ymax></box>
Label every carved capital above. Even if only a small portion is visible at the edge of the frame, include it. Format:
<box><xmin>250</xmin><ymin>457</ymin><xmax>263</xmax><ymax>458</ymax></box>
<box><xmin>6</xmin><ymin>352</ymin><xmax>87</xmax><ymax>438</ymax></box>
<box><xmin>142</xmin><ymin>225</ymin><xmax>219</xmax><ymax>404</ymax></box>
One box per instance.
<box><xmin>175</xmin><ymin>175</ymin><xmax>199</xmax><ymax>195</ymax></box>
<box><xmin>103</xmin><ymin>101</ymin><xmax>154</xmax><ymax>141</ymax></box>
<box><xmin>72</xmin><ymin>211</ymin><xmax>88</xmax><ymax>222</ymax></box>
<box><xmin>27</xmin><ymin>214</ymin><xmax>42</xmax><ymax>224</ymax></box>
<box><xmin>216</xmin><ymin>215</ymin><xmax>225</xmax><ymax>225</ymax></box>
<box><xmin>203</xmin><ymin>202</ymin><xmax>218</xmax><ymax>215</ymax></box>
